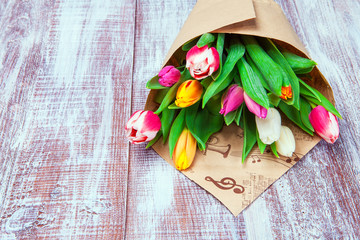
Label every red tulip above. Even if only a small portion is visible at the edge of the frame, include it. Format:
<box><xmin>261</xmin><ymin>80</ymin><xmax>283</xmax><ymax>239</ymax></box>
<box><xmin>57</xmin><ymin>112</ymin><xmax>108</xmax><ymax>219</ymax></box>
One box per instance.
<box><xmin>125</xmin><ymin>110</ymin><xmax>161</xmax><ymax>144</ymax></box>
<box><xmin>309</xmin><ymin>106</ymin><xmax>339</xmax><ymax>144</ymax></box>
<box><xmin>244</xmin><ymin>93</ymin><xmax>267</xmax><ymax>119</ymax></box>
<box><xmin>186</xmin><ymin>45</ymin><xmax>220</xmax><ymax>80</ymax></box>
<box><xmin>219</xmin><ymin>85</ymin><xmax>244</xmax><ymax>116</ymax></box>
<box><xmin>158</xmin><ymin>66</ymin><xmax>181</xmax><ymax>87</ymax></box>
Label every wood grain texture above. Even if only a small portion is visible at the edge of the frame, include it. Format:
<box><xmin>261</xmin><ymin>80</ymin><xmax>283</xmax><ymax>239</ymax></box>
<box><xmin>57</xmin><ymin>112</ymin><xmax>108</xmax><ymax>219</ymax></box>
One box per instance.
<box><xmin>0</xmin><ymin>0</ymin><xmax>135</xmax><ymax>238</ymax></box>
<box><xmin>0</xmin><ymin>0</ymin><xmax>359</xmax><ymax>239</ymax></box>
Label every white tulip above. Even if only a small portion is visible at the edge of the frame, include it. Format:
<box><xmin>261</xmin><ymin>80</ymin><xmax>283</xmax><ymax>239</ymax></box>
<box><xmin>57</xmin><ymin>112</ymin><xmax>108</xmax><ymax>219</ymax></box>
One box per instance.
<box><xmin>275</xmin><ymin>126</ymin><xmax>296</xmax><ymax>157</ymax></box>
<box><xmin>255</xmin><ymin>107</ymin><xmax>281</xmax><ymax>144</ymax></box>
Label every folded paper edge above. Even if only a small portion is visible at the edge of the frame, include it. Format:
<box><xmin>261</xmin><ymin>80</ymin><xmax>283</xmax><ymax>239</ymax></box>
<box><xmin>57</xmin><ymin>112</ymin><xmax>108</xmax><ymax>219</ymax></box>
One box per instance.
<box><xmin>162</xmin><ymin>0</ymin><xmax>256</xmax><ymax>66</ymax></box>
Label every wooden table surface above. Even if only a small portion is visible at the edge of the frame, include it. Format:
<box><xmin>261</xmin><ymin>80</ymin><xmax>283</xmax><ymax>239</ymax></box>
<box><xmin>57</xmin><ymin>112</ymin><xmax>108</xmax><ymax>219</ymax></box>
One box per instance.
<box><xmin>1</xmin><ymin>0</ymin><xmax>360</xmax><ymax>239</ymax></box>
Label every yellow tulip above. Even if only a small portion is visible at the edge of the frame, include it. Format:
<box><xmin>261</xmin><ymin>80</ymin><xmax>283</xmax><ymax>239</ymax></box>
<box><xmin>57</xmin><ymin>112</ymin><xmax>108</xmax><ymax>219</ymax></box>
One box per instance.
<box><xmin>173</xmin><ymin>128</ymin><xmax>197</xmax><ymax>171</ymax></box>
<box><xmin>175</xmin><ymin>80</ymin><xmax>203</xmax><ymax>108</ymax></box>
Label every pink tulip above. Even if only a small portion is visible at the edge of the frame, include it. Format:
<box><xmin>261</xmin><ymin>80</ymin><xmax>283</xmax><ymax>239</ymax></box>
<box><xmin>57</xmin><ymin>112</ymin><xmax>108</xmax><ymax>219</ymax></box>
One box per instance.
<box><xmin>125</xmin><ymin>110</ymin><xmax>161</xmax><ymax>144</ymax></box>
<box><xmin>186</xmin><ymin>45</ymin><xmax>220</xmax><ymax>80</ymax></box>
<box><xmin>309</xmin><ymin>106</ymin><xmax>339</xmax><ymax>144</ymax></box>
<box><xmin>219</xmin><ymin>85</ymin><xmax>244</xmax><ymax>115</ymax></box>
<box><xmin>158</xmin><ymin>66</ymin><xmax>181</xmax><ymax>87</ymax></box>
<box><xmin>244</xmin><ymin>93</ymin><xmax>267</xmax><ymax>119</ymax></box>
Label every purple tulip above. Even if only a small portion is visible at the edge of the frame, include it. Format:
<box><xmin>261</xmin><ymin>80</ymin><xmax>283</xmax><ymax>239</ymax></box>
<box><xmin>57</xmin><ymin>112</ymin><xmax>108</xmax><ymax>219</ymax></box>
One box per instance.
<box><xmin>244</xmin><ymin>93</ymin><xmax>267</xmax><ymax>119</ymax></box>
<box><xmin>158</xmin><ymin>66</ymin><xmax>181</xmax><ymax>87</ymax></box>
<box><xmin>219</xmin><ymin>85</ymin><xmax>244</xmax><ymax>116</ymax></box>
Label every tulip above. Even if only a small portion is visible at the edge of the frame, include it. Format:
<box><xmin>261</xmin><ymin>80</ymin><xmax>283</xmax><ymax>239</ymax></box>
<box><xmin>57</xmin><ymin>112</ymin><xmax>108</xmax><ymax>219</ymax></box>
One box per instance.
<box><xmin>175</xmin><ymin>80</ymin><xmax>203</xmax><ymax>108</ymax></box>
<box><xmin>219</xmin><ymin>85</ymin><xmax>244</xmax><ymax>116</ymax></box>
<box><xmin>186</xmin><ymin>45</ymin><xmax>220</xmax><ymax>80</ymax></box>
<box><xmin>309</xmin><ymin>105</ymin><xmax>339</xmax><ymax>144</ymax></box>
<box><xmin>173</xmin><ymin>128</ymin><xmax>197</xmax><ymax>171</ymax></box>
<box><xmin>158</xmin><ymin>66</ymin><xmax>181</xmax><ymax>87</ymax></box>
<box><xmin>244</xmin><ymin>93</ymin><xmax>268</xmax><ymax>119</ymax></box>
<box><xmin>275</xmin><ymin>126</ymin><xmax>296</xmax><ymax>157</ymax></box>
<box><xmin>255</xmin><ymin>107</ymin><xmax>281</xmax><ymax>144</ymax></box>
<box><xmin>279</xmin><ymin>85</ymin><xmax>292</xmax><ymax>100</ymax></box>
<box><xmin>125</xmin><ymin>110</ymin><xmax>161</xmax><ymax>144</ymax></box>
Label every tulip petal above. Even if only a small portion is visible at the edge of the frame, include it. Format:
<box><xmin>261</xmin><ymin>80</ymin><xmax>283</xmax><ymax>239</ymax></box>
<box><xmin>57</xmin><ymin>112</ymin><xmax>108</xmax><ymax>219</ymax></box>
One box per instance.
<box><xmin>175</xmin><ymin>80</ymin><xmax>203</xmax><ymax>108</ymax></box>
<box><xmin>275</xmin><ymin>126</ymin><xmax>296</xmax><ymax>157</ymax></box>
<box><xmin>158</xmin><ymin>66</ymin><xmax>181</xmax><ymax>87</ymax></box>
<box><xmin>244</xmin><ymin>93</ymin><xmax>267</xmax><ymax>119</ymax></box>
<box><xmin>125</xmin><ymin>110</ymin><xmax>161</xmax><ymax>144</ymax></box>
<box><xmin>173</xmin><ymin>128</ymin><xmax>196</xmax><ymax>171</ymax></box>
<box><xmin>219</xmin><ymin>85</ymin><xmax>244</xmax><ymax>116</ymax></box>
<box><xmin>186</xmin><ymin>45</ymin><xmax>220</xmax><ymax>80</ymax></box>
<box><xmin>255</xmin><ymin>108</ymin><xmax>281</xmax><ymax>144</ymax></box>
<box><xmin>309</xmin><ymin>105</ymin><xmax>339</xmax><ymax>143</ymax></box>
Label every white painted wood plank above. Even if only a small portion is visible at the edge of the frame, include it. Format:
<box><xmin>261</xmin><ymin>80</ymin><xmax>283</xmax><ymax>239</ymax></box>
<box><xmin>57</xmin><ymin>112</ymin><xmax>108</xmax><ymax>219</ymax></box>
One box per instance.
<box><xmin>0</xmin><ymin>0</ymin><xmax>136</xmax><ymax>238</ymax></box>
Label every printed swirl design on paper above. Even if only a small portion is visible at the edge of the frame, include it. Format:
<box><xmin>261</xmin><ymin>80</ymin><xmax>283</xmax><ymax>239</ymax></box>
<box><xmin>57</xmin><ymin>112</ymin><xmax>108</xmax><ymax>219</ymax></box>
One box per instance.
<box><xmin>205</xmin><ymin>176</ymin><xmax>245</xmax><ymax>194</ymax></box>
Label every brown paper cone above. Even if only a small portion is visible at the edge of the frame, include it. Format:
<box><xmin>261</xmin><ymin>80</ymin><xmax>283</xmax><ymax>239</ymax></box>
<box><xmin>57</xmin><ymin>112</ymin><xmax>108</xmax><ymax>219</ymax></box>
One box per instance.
<box><xmin>144</xmin><ymin>0</ymin><xmax>335</xmax><ymax>216</ymax></box>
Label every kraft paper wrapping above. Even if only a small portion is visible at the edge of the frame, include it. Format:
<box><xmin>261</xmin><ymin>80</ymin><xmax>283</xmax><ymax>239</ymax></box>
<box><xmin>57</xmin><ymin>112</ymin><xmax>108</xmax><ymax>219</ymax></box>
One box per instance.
<box><xmin>144</xmin><ymin>0</ymin><xmax>335</xmax><ymax>216</ymax></box>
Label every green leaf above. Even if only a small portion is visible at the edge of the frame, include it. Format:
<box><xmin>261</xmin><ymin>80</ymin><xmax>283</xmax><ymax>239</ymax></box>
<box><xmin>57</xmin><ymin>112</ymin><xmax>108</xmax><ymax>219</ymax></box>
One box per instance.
<box><xmin>186</xmin><ymin>104</ymin><xmax>224</xmax><ymax>151</ymax></box>
<box><xmin>299</xmin><ymin>97</ymin><xmax>314</xmax><ymax>132</ymax></box>
<box><xmin>281</xmin><ymin>50</ymin><xmax>317</xmax><ymax>74</ymax></box>
<box><xmin>298</xmin><ymin>78</ymin><xmax>321</xmax><ymax>102</ymax></box>
<box><xmin>246</xmin><ymin>53</ymin><xmax>270</xmax><ymax>91</ymax></box>
<box><xmin>270</xmin><ymin>142</ymin><xmax>279</xmax><ymax>158</ymax></box>
<box><xmin>212</xmin><ymin>33</ymin><xmax>225</xmax><ymax>81</ymax></box>
<box><xmin>202</xmin><ymin>68</ymin><xmax>236</xmax><ymax>108</ymax></box>
<box><xmin>146</xmin><ymin>75</ymin><xmax>168</xmax><ymax>89</ymax></box>
<box><xmin>237</xmin><ymin>57</ymin><xmax>269</xmax><ymax>109</ymax></box>
<box><xmin>256</xmin><ymin>128</ymin><xmax>267</xmax><ymax>154</ymax></box>
<box><xmin>168</xmin><ymin>103</ymin><xmax>182</xmax><ymax>110</ymax></box>
<box><xmin>294</xmin><ymin>66</ymin><xmax>316</xmax><ymax>74</ymax></box>
<box><xmin>241</xmin><ymin>35</ymin><xmax>283</xmax><ymax>96</ymax></box>
<box><xmin>168</xmin><ymin>109</ymin><xmax>186</xmax><ymax>159</ymax></box>
<box><xmin>197</xmin><ymin>33</ymin><xmax>216</xmax><ymax>48</ymax></box>
<box><xmin>259</xmin><ymin>38</ymin><xmax>300</xmax><ymax>110</ymax></box>
<box><xmin>182</xmin><ymin>37</ymin><xmax>200</xmax><ymax>51</ymax></box>
<box><xmin>299</xmin><ymin>79</ymin><xmax>342</xmax><ymax>119</ymax></box>
<box><xmin>214</xmin><ymin>36</ymin><xmax>245</xmax><ymax>83</ymax></box>
<box><xmin>278</xmin><ymin>101</ymin><xmax>314</xmax><ymax>135</ymax></box>
<box><xmin>224</xmin><ymin>110</ymin><xmax>237</xmax><ymax>126</ymax></box>
<box><xmin>154</xmin><ymin>89</ymin><xmax>170</xmax><ymax>104</ymax></box>
<box><xmin>146</xmin><ymin>130</ymin><xmax>162</xmax><ymax>149</ymax></box>
<box><xmin>206</xmin><ymin>93</ymin><xmax>222</xmax><ymax>116</ymax></box>
<box><xmin>268</xmin><ymin>93</ymin><xmax>281</xmax><ymax>107</ymax></box>
<box><xmin>242</xmin><ymin>108</ymin><xmax>257</xmax><ymax>163</ymax></box>
<box><xmin>233</xmin><ymin>71</ymin><xmax>241</xmax><ymax>85</ymax></box>
<box><xmin>161</xmin><ymin>108</ymin><xmax>177</xmax><ymax>144</ymax></box>
<box><xmin>201</xmin><ymin>76</ymin><xmax>213</xmax><ymax>89</ymax></box>
<box><xmin>235</xmin><ymin>104</ymin><xmax>244</xmax><ymax>126</ymax></box>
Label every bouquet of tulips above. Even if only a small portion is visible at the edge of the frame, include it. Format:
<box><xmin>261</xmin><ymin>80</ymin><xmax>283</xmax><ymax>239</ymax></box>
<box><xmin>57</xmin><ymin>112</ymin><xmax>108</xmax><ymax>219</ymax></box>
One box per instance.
<box><xmin>126</xmin><ymin>33</ymin><xmax>341</xmax><ymax>171</ymax></box>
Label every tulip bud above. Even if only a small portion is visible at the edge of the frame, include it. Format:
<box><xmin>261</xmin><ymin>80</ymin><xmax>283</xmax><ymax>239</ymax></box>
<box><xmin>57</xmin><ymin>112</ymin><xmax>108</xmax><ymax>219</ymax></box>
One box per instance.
<box><xmin>186</xmin><ymin>45</ymin><xmax>220</xmax><ymax>80</ymax></box>
<box><xmin>175</xmin><ymin>80</ymin><xmax>203</xmax><ymax>108</ymax></box>
<box><xmin>158</xmin><ymin>66</ymin><xmax>181</xmax><ymax>87</ymax></box>
<box><xmin>125</xmin><ymin>110</ymin><xmax>161</xmax><ymax>144</ymax></box>
<box><xmin>244</xmin><ymin>93</ymin><xmax>268</xmax><ymax>119</ymax></box>
<box><xmin>279</xmin><ymin>85</ymin><xmax>292</xmax><ymax>100</ymax></box>
<box><xmin>275</xmin><ymin>126</ymin><xmax>296</xmax><ymax>157</ymax></box>
<box><xmin>173</xmin><ymin>128</ymin><xmax>197</xmax><ymax>171</ymax></box>
<box><xmin>219</xmin><ymin>85</ymin><xmax>244</xmax><ymax>116</ymax></box>
<box><xmin>309</xmin><ymin>105</ymin><xmax>339</xmax><ymax>144</ymax></box>
<box><xmin>255</xmin><ymin>107</ymin><xmax>281</xmax><ymax>144</ymax></box>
